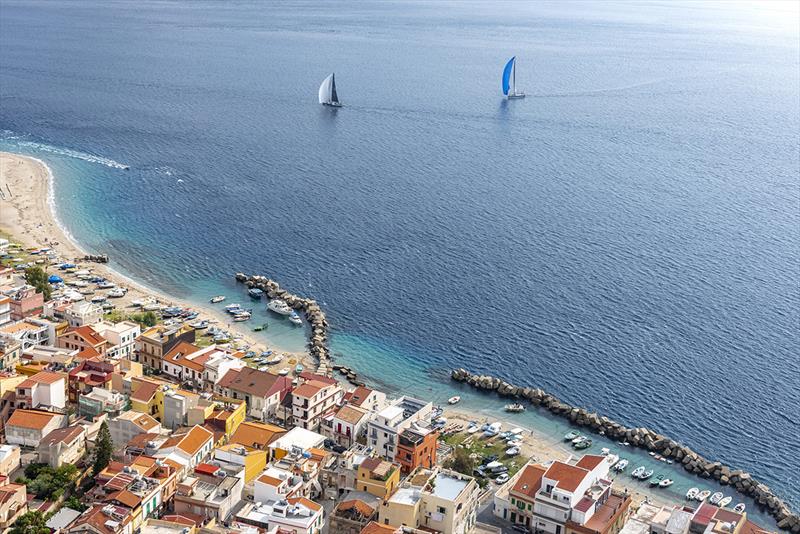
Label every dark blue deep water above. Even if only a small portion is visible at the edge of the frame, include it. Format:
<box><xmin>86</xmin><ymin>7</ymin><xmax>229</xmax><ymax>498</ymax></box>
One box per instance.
<box><xmin>2</xmin><ymin>0</ymin><xmax>798</xmax><ymax>518</ymax></box>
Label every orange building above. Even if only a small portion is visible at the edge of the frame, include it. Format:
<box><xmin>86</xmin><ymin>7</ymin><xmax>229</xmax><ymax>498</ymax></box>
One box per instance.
<box><xmin>396</xmin><ymin>427</ymin><xmax>437</xmax><ymax>473</ymax></box>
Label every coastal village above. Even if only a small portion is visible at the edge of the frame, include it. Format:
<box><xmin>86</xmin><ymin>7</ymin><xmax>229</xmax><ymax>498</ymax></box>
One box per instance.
<box><xmin>0</xmin><ymin>228</ymin><xmax>789</xmax><ymax>534</ymax></box>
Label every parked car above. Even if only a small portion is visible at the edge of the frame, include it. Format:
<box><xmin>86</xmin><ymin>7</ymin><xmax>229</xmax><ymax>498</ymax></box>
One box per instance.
<box><xmin>495</xmin><ymin>473</ymin><xmax>510</xmax><ymax>484</ymax></box>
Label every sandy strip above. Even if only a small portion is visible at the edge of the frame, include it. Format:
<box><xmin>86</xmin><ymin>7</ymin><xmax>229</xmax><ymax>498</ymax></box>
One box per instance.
<box><xmin>0</xmin><ymin>151</ymin><xmax>310</xmax><ymax>365</ymax></box>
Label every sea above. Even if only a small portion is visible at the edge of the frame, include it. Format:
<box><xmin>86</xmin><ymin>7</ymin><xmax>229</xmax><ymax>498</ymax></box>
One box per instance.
<box><xmin>1</xmin><ymin>0</ymin><xmax>798</xmax><ymax>524</ymax></box>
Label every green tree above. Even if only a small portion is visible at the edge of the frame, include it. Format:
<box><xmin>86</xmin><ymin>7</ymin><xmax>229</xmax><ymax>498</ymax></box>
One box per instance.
<box><xmin>447</xmin><ymin>447</ymin><xmax>475</xmax><ymax>476</ymax></box>
<box><xmin>92</xmin><ymin>421</ymin><xmax>113</xmax><ymax>476</ymax></box>
<box><xmin>24</xmin><ymin>266</ymin><xmax>52</xmax><ymax>301</ymax></box>
<box><xmin>64</xmin><ymin>495</ymin><xmax>88</xmax><ymax>512</ymax></box>
<box><xmin>9</xmin><ymin>511</ymin><xmax>50</xmax><ymax>534</ymax></box>
<box><xmin>130</xmin><ymin>311</ymin><xmax>157</xmax><ymax>327</ymax></box>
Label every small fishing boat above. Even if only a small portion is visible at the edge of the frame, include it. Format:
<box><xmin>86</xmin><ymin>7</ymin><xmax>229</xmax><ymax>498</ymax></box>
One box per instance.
<box><xmin>467</xmin><ymin>425</ymin><xmax>480</xmax><ymax>434</ymax></box>
<box><xmin>483</xmin><ymin>422</ymin><xmax>502</xmax><ymax>437</ymax></box>
<box><xmin>210</xmin><ymin>295</ymin><xmax>226</xmax><ymax>303</ymax></box>
<box><xmin>564</xmin><ymin>430</ymin><xmax>580</xmax><ymax>441</ymax></box>
<box><xmin>295</xmin><ymin>364</ymin><xmax>304</xmax><ymax>373</ymax></box>
<box><xmin>573</xmin><ymin>438</ymin><xmax>592</xmax><ymax>450</ymax></box>
<box><xmin>143</xmin><ymin>303</ymin><xmax>161</xmax><ymax>311</ymax></box>
<box><xmin>696</xmin><ymin>490</ymin><xmax>711</xmax><ymax>502</ymax></box>
<box><xmin>266</xmin><ymin>355</ymin><xmax>283</xmax><ymax>365</ymax></box>
<box><xmin>733</xmin><ymin>503</ymin><xmax>746</xmax><ymax>514</ymax></box>
<box><xmin>507</xmin><ymin>439</ymin><xmax>522</xmax><ymax>447</ymax></box>
<box><xmin>600</xmin><ymin>447</ymin><xmax>610</xmax><ymax>455</ymax></box>
<box><xmin>97</xmin><ymin>281</ymin><xmax>115</xmax><ymax>289</ymax></box>
<box><xmin>108</xmin><ymin>287</ymin><xmax>126</xmax><ymax>298</ymax></box>
<box><xmin>659</xmin><ymin>479</ymin><xmax>674</xmax><ymax>488</ymax></box>
<box><xmin>224</xmin><ymin>303</ymin><xmax>242</xmax><ymax>312</ymax></box>
<box><xmin>709</xmin><ymin>492</ymin><xmax>724</xmax><ymax>505</ymax></box>
<box><xmin>649</xmin><ymin>474</ymin><xmax>664</xmax><ymax>487</ymax></box>
<box><xmin>233</xmin><ymin>314</ymin><xmax>251</xmax><ymax>322</ymax></box>
<box><xmin>448</xmin><ymin>396</ymin><xmax>461</xmax><ymax>405</ymax></box>
<box><xmin>131</xmin><ymin>298</ymin><xmax>144</xmax><ymax>307</ymax></box>
<box><xmin>572</xmin><ymin>435</ymin><xmax>586</xmax><ymax>444</ymax></box>
<box><xmin>253</xmin><ymin>323</ymin><xmax>268</xmax><ymax>332</ymax></box>
<box><xmin>289</xmin><ymin>311</ymin><xmax>303</xmax><ymax>325</ymax></box>
<box><xmin>90</xmin><ymin>295</ymin><xmax>106</xmax><ymax>303</ymax></box>
<box><xmin>267</xmin><ymin>299</ymin><xmax>293</xmax><ymax>315</ymax></box>
<box><xmin>631</xmin><ymin>466</ymin><xmax>645</xmax><ymax>478</ymax></box>
<box><xmin>718</xmin><ymin>497</ymin><xmax>732</xmax><ymax>508</ymax></box>
<box><xmin>248</xmin><ymin>288</ymin><xmax>264</xmax><ymax>299</ymax></box>
<box><xmin>504</xmin><ymin>403</ymin><xmax>525</xmax><ymax>413</ymax></box>
<box><xmin>501</xmin><ymin>56</ymin><xmax>525</xmax><ymax>99</ymax></box>
<box><xmin>606</xmin><ymin>454</ymin><xmax>619</xmax><ymax>467</ymax></box>
<box><xmin>319</xmin><ymin>73</ymin><xmax>342</xmax><ymax>107</ymax></box>
<box><xmin>278</xmin><ymin>367</ymin><xmax>290</xmax><ymax>376</ymax></box>
<box><xmin>614</xmin><ymin>459</ymin><xmax>629</xmax><ymax>472</ymax></box>
<box><xmin>505</xmin><ymin>447</ymin><xmax>520</xmax><ymax>456</ymax></box>
<box><xmin>686</xmin><ymin>488</ymin><xmax>699</xmax><ymax>500</ymax></box>
<box><xmin>639</xmin><ymin>469</ymin><xmax>654</xmax><ymax>480</ymax></box>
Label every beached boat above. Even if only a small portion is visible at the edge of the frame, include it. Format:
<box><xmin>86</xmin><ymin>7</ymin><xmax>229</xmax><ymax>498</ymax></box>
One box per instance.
<box><xmin>143</xmin><ymin>303</ymin><xmax>161</xmax><ymax>311</ymax></box>
<box><xmin>502</xmin><ymin>56</ymin><xmax>525</xmax><ymax>99</ymax></box>
<box><xmin>483</xmin><ymin>422</ymin><xmax>502</xmax><ymax>437</ymax></box>
<box><xmin>733</xmin><ymin>504</ymin><xmax>745</xmax><ymax>514</ymax></box>
<box><xmin>108</xmin><ymin>287</ymin><xmax>126</xmax><ymax>298</ymax></box>
<box><xmin>564</xmin><ymin>430</ymin><xmax>580</xmax><ymax>441</ymax></box>
<box><xmin>278</xmin><ymin>367</ymin><xmax>290</xmax><ymax>376</ymax></box>
<box><xmin>467</xmin><ymin>425</ymin><xmax>479</xmax><ymax>434</ymax></box>
<box><xmin>97</xmin><ymin>281</ymin><xmax>115</xmax><ymax>289</ymax></box>
<box><xmin>614</xmin><ymin>459</ymin><xmax>629</xmax><ymax>472</ymax></box>
<box><xmin>504</xmin><ymin>403</ymin><xmax>525</xmax><ymax>413</ymax></box>
<box><xmin>631</xmin><ymin>466</ymin><xmax>645</xmax><ymax>478</ymax></box>
<box><xmin>686</xmin><ymin>488</ymin><xmax>699</xmax><ymax>500</ymax></box>
<box><xmin>505</xmin><ymin>447</ymin><xmax>520</xmax><ymax>456</ymax></box>
<box><xmin>696</xmin><ymin>490</ymin><xmax>711</xmax><ymax>502</ymax></box>
<box><xmin>289</xmin><ymin>311</ymin><xmax>303</xmax><ymax>325</ymax></box>
<box><xmin>709</xmin><ymin>492</ymin><xmax>724</xmax><ymax>505</ymax></box>
<box><xmin>295</xmin><ymin>364</ymin><xmax>304</xmax><ymax>373</ymax></box>
<box><xmin>210</xmin><ymin>295</ymin><xmax>226</xmax><ymax>303</ymax></box>
<box><xmin>659</xmin><ymin>479</ymin><xmax>674</xmax><ymax>488</ymax></box>
<box><xmin>267</xmin><ymin>299</ymin><xmax>293</xmax><ymax>315</ymax></box>
<box><xmin>573</xmin><ymin>438</ymin><xmax>592</xmax><ymax>449</ymax></box>
<box><xmin>319</xmin><ymin>73</ymin><xmax>342</xmax><ymax>107</ymax></box>
<box><xmin>131</xmin><ymin>298</ymin><xmax>144</xmax><ymax>307</ymax></box>
<box><xmin>507</xmin><ymin>439</ymin><xmax>522</xmax><ymax>447</ymax></box>
<box><xmin>248</xmin><ymin>288</ymin><xmax>264</xmax><ymax>299</ymax></box>
<box><xmin>90</xmin><ymin>295</ymin><xmax>106</xmax><ymax>303</ymax></box>
<box><xmin>266</xmin><ymin>355</ymin><xmax>283</xmax><ymax>365</ymax></box>
<box><xmin>448</xmin><ymin>396</ymin><xmax>461</xmax><ymax>405</ymax></box>
<box><xmin>718</xmin><ymin>497</ymin><xmax>732</xmax><ymax>508</ymax></box>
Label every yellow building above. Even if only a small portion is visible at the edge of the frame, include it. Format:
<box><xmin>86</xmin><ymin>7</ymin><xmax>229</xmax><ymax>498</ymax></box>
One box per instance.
<box><xmin>230</xmin><ymin>421</ymin><xmax>287</xmax><ymax>455</ymax></box>
<box><xmin>357</xmin><ymin>457</ymin><xmax>401</xmax><ymax>499</ymax></box>
<box><xmin>214</xmin><ymin>443</ymin><xmax>268</xmax><ymax>482</ymax></box>
<box><xmin>187</xmin><ymin>396</ymin><xmax>246</xmax><ymax>439</ymax></box>
<box><xmin>129</xmin><ymin>377</ymin><xmax>164</xmax><ymax>419</ymax></box>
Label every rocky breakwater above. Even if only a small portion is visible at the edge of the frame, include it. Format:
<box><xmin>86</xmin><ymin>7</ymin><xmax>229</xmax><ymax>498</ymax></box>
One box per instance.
<box><xmin>451</xmin><ymin>368</ymin><xmax>799</xmax><ymax>533</ymax></box>
<box><xmin>235</xmin><ymin>273</ymin><xmax>331</xmax><ymax>375</ymax></box>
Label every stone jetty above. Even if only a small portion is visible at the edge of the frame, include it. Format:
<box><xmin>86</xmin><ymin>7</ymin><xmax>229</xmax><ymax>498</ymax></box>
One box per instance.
<box><xmin>451</xmin><ymin>368</ymin><xmax>799</xmax><ymax>533</ymax></box>
<box><xmin>82</xmin><ymin>253</ymin><xmax>109</xmax><ymax>263</ymax></box>
<box><xmin>235</xmin><ymin>273</ymin><xmax>331</xmax><ymax>375</ymax></box>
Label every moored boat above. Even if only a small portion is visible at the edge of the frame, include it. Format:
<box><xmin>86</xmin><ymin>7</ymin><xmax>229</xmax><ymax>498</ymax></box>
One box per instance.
<box><xmin>614</xmin><ymin>459</ymin><xmax>629</xmax><ymax>472</ymax></box>
<box><xmin>696</xmin><ymin>490</ymin><xmax>711</xmax><ymax>502</ymax></box>
<box><xmin>718</xmin><ymin>497</ymin><xmax>732</xmax><ymax>508</ymax></box>
<box><xmin>649</xmin><ymin>474</ymin><xmax>664</xmax><ymax>486</ymax></box>
<box><xmin>210</xmin><ymin>295</ymin><xmax>226</xmax><ymax>303</ymax></box>
<box><xmin>448</xmin><ymin>396</ymin><xmax>461</xmax><ymax>405</ymax></box>
<box><xmin>709</xmin><ymin>492</ymin><xmax>724</xmax><ymax>505</ymax></box>
<box><xmin>639</xmin><ymin>469</ymin><xmax>654</xmax><ymax>480</ymax></box>
<box><xmin>631</xmin><ymin>466</ymin><xmax>645</xmax><ymax>478</ymax></box>
<box><xmin>289</xmin><ymin>311</ymin><xmax>303</xmax><ymax>325</ymax></box>
<box><xmin>564</xmin><ymin>430</ymin><xmax>580</xmax><ymax>441</ymax></box>
<box><xmin>573</xmin><ymin>438</ymin><xmax>592</xmax><ymax>449</ymax></box>
<box><xmin>504</xmin><ymin>403</ymin><xmax>525</xmax><ymax>413</ymax></box>
<box><xmin>659</xmin><ymin>479</ymin><xmax>674</xmax><ymax>488</ymax></box>
<box><xmin>253</xmin><ymin>323</ymin><xmax>268</xmax><ymax>332</ymax></box>
<box><xmin>248</xmin><ymin>288</ymin><xmax>264</xmax><ymax>299</ymax></box>
<box><xmin>686</xmin><ymin>488</ymin><xmax>699</xmax><ymax>500</ymax></box>
<box><xmin>268</xmin><ymin>299</ymin><xmax>292</xmax><ymax>315</ymax></box>
<box><xmin>733</xmin><ymin>503</ymin><xmax>745</xmax><ymax>513</ymax></box>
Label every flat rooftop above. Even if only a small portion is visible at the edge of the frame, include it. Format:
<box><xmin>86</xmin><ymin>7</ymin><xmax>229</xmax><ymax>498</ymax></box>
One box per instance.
<box><xmin>389</xmin><ymin>487</ymin><xmax>421</xmax><ymax>506</ymax></box>
<box><xmin>431</xmin><ymin>472</ymin><xmax>469</xmax><ymax>501</ymax></box>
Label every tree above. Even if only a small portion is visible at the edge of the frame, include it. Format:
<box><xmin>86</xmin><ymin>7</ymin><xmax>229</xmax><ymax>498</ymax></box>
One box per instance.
<box><xmin>130</xmin><ymin>311</ymin><xmax>157</xmax><ymax>327</ymax></box>
<box><xmin>24</xmin><ymin>266</ymin><xmax>51</xmax><ymax>301</ymax></box>
<box><xmin>92</xmin><ymin>421</ymin><xmax>113</xmax><ymax>476</ymax></box>
<box><xmin>64</xmin><ymin>495</ymin><xmax>88</xmax><ymax>512</ymax></box>
<box><xmin>447</xmin><ymin>447</ymin><xmax>474</xmax><ymax>476</ymax></box>
<box><xmin>9</xmin><ymin>511</ymin><xmax>50</xmax><ymax>534</ymax></box>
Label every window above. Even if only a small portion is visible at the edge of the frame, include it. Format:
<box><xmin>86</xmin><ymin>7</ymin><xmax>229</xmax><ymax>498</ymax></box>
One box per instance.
<box><xmin>437</xmin><ymin>506</ymin><xmax>446</xmax><ymax>514</ymax></box>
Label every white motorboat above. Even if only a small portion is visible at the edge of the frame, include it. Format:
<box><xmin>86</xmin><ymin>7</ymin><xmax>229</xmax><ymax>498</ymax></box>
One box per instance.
<box><xmin>268</xmin><ymin>299</ymin><xmax>293</xmax><ymax>315</ymax></box>
<box><xmin>614</xmin><ymin>459</ymin><xmax>629</xmax><ymax>472</ymax></box>
<box><xmin>709</xmin><ymin>492</ymin><xmax>724</xmax><ymax>505</ymax></box>
<box><xmin>504</xmin><ymin>403</ymin><xmax>525</xmax><ymax>413</ymax></box>
<box><xmin>483</xmin><ymin>422</ymin><xmax>502</xmax><ymax>437</ymax></box>
<box><xmin>448</xmin><ymin>396</ymin><xmax>461</xmax><ymax>405</ymax></box>
<box><xmin>631</xmin><ymin>466</ymin><xmax>645</xmax><ymax>478</ymax></box>
<box><xmin>289</xmin><ymin>311</ymin><xmax>303</xmax><ymax>325</ymax></box>
<box><xmin>210</xmin><ymin>295</ymin><xmax>226</xmax><ymax>303</ymax></box>
<box><xmin>606</xmin><ymin>454</ymin><xmax>620</xmax><ymax>467</ymax></box>
<box><xmin>266</xmin><ymin>355</ymin><xmax>283</xmax><ymax>365</ymax></box>
<box><xmin>108</xmin><ymin>287</ymin><xmax>126</xmax><ymax>298</ymax></box>
<box><xmin>659</xmin><ymin>479</ymin><xmax>674</xmax><ymax>488</ymax></box>
<box><xmin>466</xmin><ymin>424</ymin><xmax>479</xmax><ymax>434</ymax></box>
<box><xmin>686</xmin><ymin>488</ymin><xmax>699</xmax><ymax>500</ymax></box>
<box><xmin>696</xmin><ymin>490</ymin><xmax>711</xmax><ymax>502</ymax></box>
<box><xmin>131</xmin><ymin>298</ymin><xmax>144</xmax><ymax>307</ymax></box>
<box><xmin>718</xmin><ymin>497</ymin><xmax>732</xmax><ymax>508</ymax></box>
<box><xmin>278</xmin><ymin>367</ymin><xmax>290</xmax><ymax>376</ymax></box>
<box><xmin>505</xmin><ymin>447</ymin><xmax>520</xmax><ymax>456</ymax></box>
<box><xmin>90</xmin><ymin>295</ymin><xmax>106</xmax><ymax>303</ymax></box>
<box><xmin>733</xmin><ymin>503</ymin><xmax>746</xmax><ymax>514</ymax></box>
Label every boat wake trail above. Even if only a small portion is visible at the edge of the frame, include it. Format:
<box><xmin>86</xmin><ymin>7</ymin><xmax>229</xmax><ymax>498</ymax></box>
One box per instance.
<box><xmin>1</xmin><ymin>132</ymin><xmax>129</xmax><ymax>170</ymax></box>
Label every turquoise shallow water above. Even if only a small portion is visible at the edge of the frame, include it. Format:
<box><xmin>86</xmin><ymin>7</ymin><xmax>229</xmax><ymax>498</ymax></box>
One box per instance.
<box><xmin>1</xmin><ymin>0</ymin><xmax>798</xmax><ymax>525</ymax></box>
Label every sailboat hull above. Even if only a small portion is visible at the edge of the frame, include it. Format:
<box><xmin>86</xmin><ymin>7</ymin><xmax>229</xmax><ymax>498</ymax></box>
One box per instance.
<box><xmin>508</xmin><ymin>93</ymin><xmax>526</xmax><ymax>99</ymax></box>
<box><xmin>322</xmin><ymin>101</ymin><xmax>342</xmax><ymax>107</ymax></box>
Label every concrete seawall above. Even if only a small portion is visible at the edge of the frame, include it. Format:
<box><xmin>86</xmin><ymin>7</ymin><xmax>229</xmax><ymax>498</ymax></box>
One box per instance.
<box><xmin>451</xmin><ymin>368</ymin><xmax>799</xmax><ymax>533</ymax></box>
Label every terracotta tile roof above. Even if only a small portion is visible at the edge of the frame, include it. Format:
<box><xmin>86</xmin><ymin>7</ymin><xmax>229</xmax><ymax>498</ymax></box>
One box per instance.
<box><xmin>258</xmin><ymin>474</ymin><xmax>283</xmax><ymax>487</ymax></box>
<box><xmin>575</xmin><ymin>454</ymin><xmax>605</xmax><ymax>471</ymax></box>
<box><xmin>70</xmin><ymin>325</ymin><xmax>107</xmax><ymax>346</ymax></box>
<box><xmin>218</xmin><ymin>367</ymin><xmax>287</xmax><ymax>397</ymax></box>
<box><xmin>337</xmin><ymin>499</ymin><xmax>376</xmax><ymax>517</ymax></box>
<box><xmin>6</xmin><ymin>409</ymin><xmax>60</xmax><ymax>431</ymax></box>
<box><xmin>336</xmin><ymin>404</ymin><xmax>367</xmax><ymax>425</ymax></box>
<box><xmin>76</xmin><ymin>346</ymin><xmax>101</xmax><ymax>359</ymax></box>
<box><xmin>575</xmin><ymin>496</ymin><xmax>595</xmax><ymax>513</ymax></box>
<box><xmin>349</xmin><ymin>386</ymin><xmax>374</xmax><ymax>407</ymax></box>
<box><xmin>163</xmin><ymin>342</ymin><xmax>204</xmax><ymax>371</ymax></box>
<box><xmin>511</xmin><ymin>463</ymin><xmax>547</xmax><ymax>500</ymax></box>
<box><xmin>359</xmin><ymin>457</ymin><xmax>383</xmax><ymax>473</ymax></box>
<box><xmin>544</xmin><ymin>461</ymin><xmax>590</xmax><ymax>493</ymax></box>
<box><xmin>361</xmin><ymin>521</ymin><xmax>399</xmax><ymax>534</ymax></box>
<box><xmin>175</xmin><ymin>425</ymin><xmax>213</xmax><ymax>456</ymax></box>
<box><xmin>40</xmin><ymin>425</ymin><xmax>84</xmax><ymax>446</ymax></box>
<box><xmin>28</xmin><ymin>371</ymin><xmax>65</xmax><ymax>385</ymax></box>
<box><xmin>106</xmin><ymin>489</ymin><xmax>142</xmax><ymax>508</ymax></box>
<box><xmin>298</xmin><ymin>372</ymin><xmax>336</xmax><ymax>385</ymax></box>
<box><xmin>293</xmin><ymin>383</ymin><xmax>323</xmax><ymax>399</ymax></box>
<box><xmin>288</xmin><ymin>496</ymin><xmax>322</xmax><ymax>512</ymax></box>
<box><xmin>72</xmin><ymin>504</ymin><xmax>131</xmax><ymax>534</ymax></box>
<box><xmin>130</xmin><ymin>380</ymin><xmax>160</xmax><ymax>402</ymax></box>
<box><xmin>230</xmin><ymin>421</ymin><xmax>286</xmax><ymax>449</ymax></box>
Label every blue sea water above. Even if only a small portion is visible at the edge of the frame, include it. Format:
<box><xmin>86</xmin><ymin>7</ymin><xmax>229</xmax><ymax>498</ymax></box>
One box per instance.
<box><xmin>1</xmin><ymin>0</ymin><xmax>798</xmax><ymax>522</ymax></box>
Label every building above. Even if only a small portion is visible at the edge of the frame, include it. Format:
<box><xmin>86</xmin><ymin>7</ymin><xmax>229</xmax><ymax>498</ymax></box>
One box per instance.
<box><xmin>0</xmin><ymin>477</ymin><xmax>28</xmax><ymax>529</ymax></box>
<box><xmin>135</xmin><ymin>324</ymin><xmax>195</xmax><ymax>370</ymax></box>
<box><xmin>188</xmin><ymin>395</ymin><xmax>246</xmax><ymax>438</ymax></box>
<box><xmin>356</xmin><ymin>457</ymin><xmax>401</xmax><ymax>499</ymax></box>
<box><xmin>269</xmin><ymin>427</ymin><xmax>326</xmax><ymax>460</ymax></box>
<box><xmin>108</xmin><ymin>410</ymin><xmax>162</xmax><ymax>449</ymax></box>
<box><xmin>69</xmin><ymin>359</ymin><xmax>116</xmax><ymax>403</ymax></box>
<box><xmin>37</xmin><ymin>425</ymin><xmax>87</xmax><ymax>468</ymax></box>
<box><xmin>329</xmin><ymin>496</ymin><xmax>381</xmax><ymax>534</ymax></box>
<box><xmin>153</xmin><ymin>425</ymin><xmax>214</xmax><ymax>470</ymax></box>
<box><xmin>378</xmin><ymin>467</ymin><xmax>480</xmax><ymax>534</ymax></box>
<box><xmin>14</xmin><ymin>370</ymin><xmax>67</xmax><ymax>409</ymax></box>
<box><xmin>66</xmin><ymin>503</ymin><xmax>134</xmax><ymax>534</ymax></box>
<box><xmin>0</xmin><ymin>335</ymin><xmax>21</xmax><ymax>371</ymax></box>
<box><xmin>214</xmin><ymin>443</ymin><xmax>268</xmax><ymax>483</ymax></box>
<box><xmin>4</xmin><ymin>408</ymin><xmax>67</xmax><ymax>447</ymax></box>
<box><xmin>173</xmin><ymin>472</ymin><xmax>244</xmax><ymax>523</ymax></box>
<box><xmin>493</xmin><ymin>455</ymin><xmax>630</xmax><ymax>534</ymax></box>
<box><xmin>396</xmin><ymin>426</ymin><xmax>437</xmax><ymax>473</ymax></box>
<box><xmin>93</xmin><ymin>320</ymin><xmax>141</xmax><ymax>360</ymax></box>
<box><xmin>347</xmin><ymin>386</ymin><xmax>386</xmax><ymax>413</ymax></box>
<box><xmin>367</xmin><ymin>397</ymin><xmax>432</xmax><ymax>460</ymax></box>
<box><xmin>291</xmin><ymin>374</ymin><xmax>344</xmax><ymax>431</ymax></box>
<box><xmin>0</xmin><ymin>445</ymin><xmax>20</xmax><ymax>476</ymax></box>
<box><xmin>322</xmin><ymin>404</ymin><xmax>369</xmax><ymax>447</ymax></box>
<box><xmin>64</xmin><ymin>301</ymin><xmax>103</xmax><ymax>327</ymax></box>
<box><xmin>8</xmin><ymin>286</ymin><xmax>44</xmax><ymax>321</ymax></box>
<box><xmin>0</xmin><ymin>296</ymin><xmax>10</xmax><ymax>327</ymax></box>
<box><xmin>0</xmin><ymin>318</ymin><xmax>57</xmax><ymax>349</ymax></box>
<box><xmin>46</xmin><ymin>507</ymin><xmax>82</xmax><ymax>533</ymax></box>
<box><xmin>79</xmin><ymin>388</ymin><xmax>128</xmax><ymax>418</ymax></box>
<box><xmin>58</xmin><ymin>325</ymin><xmax>108</xmax><ymax>357</ymax></box>
<box><xmin>236</xmin><ymin>497</ymin><xmax>324</xmax><ymax>534</ymax></box>
<box><xmin>230</xmin><ymin>421</ymin><xmax>287</xmax><ymax>452</ymax></box>
<box><xmin>216</xmin><ymin>367</ymin><xmax>292</xmax><ymax>421</ymax></box>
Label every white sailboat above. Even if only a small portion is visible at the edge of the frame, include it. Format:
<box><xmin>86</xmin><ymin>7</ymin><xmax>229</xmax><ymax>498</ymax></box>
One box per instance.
<box><xmin>319</xmin><ymin>73</ymin><xmax>342</xmax><ymax>107</ymax></box>
<box><xmin>502</xmin><ymin>56</ymin><xmax>525</xmax><ymax>99</ymax></box>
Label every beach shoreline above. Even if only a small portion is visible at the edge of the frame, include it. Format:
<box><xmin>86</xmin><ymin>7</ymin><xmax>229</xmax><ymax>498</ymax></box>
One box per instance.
<box><xmin>0</xmin><ymin>151</ymin><xmax>309</xmax><ymax>365</ymax></box>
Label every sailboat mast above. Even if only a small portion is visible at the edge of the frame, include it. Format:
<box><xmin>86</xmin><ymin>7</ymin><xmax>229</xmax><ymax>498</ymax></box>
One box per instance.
<box><xmin>512</xmin><ymin>58</ymin><xmax>516</xmax><ymax>95</ymax></box>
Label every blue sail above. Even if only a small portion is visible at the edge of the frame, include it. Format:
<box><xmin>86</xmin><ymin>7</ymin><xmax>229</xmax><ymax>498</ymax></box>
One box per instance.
<box><xmin>502</xmin><ymin>56</ymin><xmax>515</xmax><ymax>96</ymax></box>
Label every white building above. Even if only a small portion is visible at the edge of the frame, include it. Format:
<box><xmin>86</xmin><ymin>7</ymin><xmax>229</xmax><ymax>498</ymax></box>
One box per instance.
<box><xmin>236</xmin><ymin>498</ymin><xmax>324</xmax><ymax>534</ymax></box>
<box><xmin>92</xmin><ymin>320</ymin><xmax>141</xmax><ymax>360</ymax></box>
<box><xmin>64</xmin><ymin>301</ymin><xmax>103</xmax><ymax>327</ymax></box>
<box><xmin>15</xmin><ymin>371</ymin><xmax>66</xmax><ymax>410</ymax></box>
<box><xmin>0</xmin><ymin>295</ymin><xmax>11</xmax><ymax>327</ymax></box>
<box><xmin>0</xmin><ymin>318</ymin><xmax>58</xmax><ymax>349</ymax></box>
<box><xmin>367</xmin><ymin>396</ymin><xmax>432</xmax><ymax>460</ymax></box>
<box><xmin>292</xmin><ymin>375</ymin><xmax>344</xmax><ymax>431</ymax></box>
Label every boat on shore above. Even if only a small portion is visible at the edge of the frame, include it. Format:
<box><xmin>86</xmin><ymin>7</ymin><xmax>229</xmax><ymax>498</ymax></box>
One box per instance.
<box><xmin>505</xmin><ymin>447</ymin><xmax>520</xmax><ymax>456</ymax></box>
<box><xmin>210</xmin><ymin>295</ymin><xmax>226</xmax><ymax>303</ymax></box>
<box><xmin>268</xmin><ymin>299</ymin><xmax>292</xmax><ymax>315</ymax></box>
<box><xmin>108</xmin><ymin>287</ymin><xmax>126</xmax><ymax>298</ymax></box>
<box><xmin>504</xmin><ymin>403</ymin><xmax>525</xmax><ymax>413</ymax></box>
<box><xmin>278</xmin><ymin>367</ymin><xmax>290</xmax><ymax>376</ymax></box>
<box><xmin>189</xmin><ymin>320</ymin><xmax>209</xmax><ymax>329</ymax></box>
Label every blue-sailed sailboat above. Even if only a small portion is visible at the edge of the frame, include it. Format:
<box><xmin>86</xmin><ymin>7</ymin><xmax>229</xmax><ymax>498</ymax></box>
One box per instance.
<box><xmin>502</xmin><ymin>57</ymin><xmax>525</xmax><ymax>99</ymax></box>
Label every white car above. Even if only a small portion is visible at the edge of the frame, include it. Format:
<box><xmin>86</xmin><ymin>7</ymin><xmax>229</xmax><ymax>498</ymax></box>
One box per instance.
<box><xmin>495</xmin><ymin>474</ymin><xmax>510</xmax><ymax>484</ymax></box>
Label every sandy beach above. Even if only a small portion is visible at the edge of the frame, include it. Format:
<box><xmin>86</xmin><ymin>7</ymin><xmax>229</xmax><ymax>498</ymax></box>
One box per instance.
<box><xmin>0</xmin><ymin>151</ymin><xmax>311</xmax><ymax>367</ymax></box>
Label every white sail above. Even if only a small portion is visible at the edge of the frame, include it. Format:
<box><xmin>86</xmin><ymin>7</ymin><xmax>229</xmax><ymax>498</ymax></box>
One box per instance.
<box><xmin>318</xmin><ymin>74</ymin><xmax>334</xmax><ymax>105</ymax></box>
